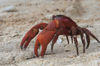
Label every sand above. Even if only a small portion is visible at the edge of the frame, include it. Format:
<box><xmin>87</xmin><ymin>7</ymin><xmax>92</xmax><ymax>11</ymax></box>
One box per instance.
<box><xmin>0</xmin><ymin>0</ymin><xmax>100</xmax><ymax>66</ymax></box>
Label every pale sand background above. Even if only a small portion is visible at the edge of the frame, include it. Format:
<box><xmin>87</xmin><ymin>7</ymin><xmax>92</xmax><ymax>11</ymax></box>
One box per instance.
<box><xmin>0</xmin><ymin>0</ymin><xmax>100</xmax><ymax>66</ymax></box>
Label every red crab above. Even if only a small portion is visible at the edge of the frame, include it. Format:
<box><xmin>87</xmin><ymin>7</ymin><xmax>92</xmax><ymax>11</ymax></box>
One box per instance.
<box><xmin>20</xmin><ymin>15</ymin><xmax>100</xmax><ymax>57</ymax></box>
<box><xmin>51</xmin><ymin>15</ymin><xmax>100</xmax><ymax>55</ymax></box>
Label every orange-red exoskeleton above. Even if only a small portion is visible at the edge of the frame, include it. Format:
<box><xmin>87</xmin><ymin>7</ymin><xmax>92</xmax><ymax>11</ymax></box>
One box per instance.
<box><xmin>20</xmin><ymin>23</ymin><xmax>48</xmax><ymax>50</ymax></box>
<box><xmin>20</xmin><ymin>15</ymin><xmax>100</xmax><ymax>57</ymax></box>
<box><xmin>51</xmin><ymin>15</ymin><xmax>100</xmax><ymax>55</ymax></box>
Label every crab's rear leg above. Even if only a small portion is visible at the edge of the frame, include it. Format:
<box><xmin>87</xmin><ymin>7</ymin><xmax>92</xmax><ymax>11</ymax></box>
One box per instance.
<box><xmin>84</xmin><ymin>28</ymin><xmax>100</xmax><ymax>42</ymax></box>
<box><xmin>71</xmin><ymin>27</ymin><xmax>79</xmax><ymax>55</ymax></box>
<box><xmin>66</xmin><ymin>36</ymin><xmax>69</xmax><ymax>44</ymax></box>
<box><xmin>83</xmin><ymin>28</ymin><xmax>100</xmax><ymax>49</ymax></box>
<box><xmin>82</xmin><ymin>28</ymin><xmax>90</xmax><ymax>49</ymax></box>
<box><xmin>76</xmin><ymin>27</ymin><xmax>86</xmax><ymax>53</ymax></box>
<box><xmin>71</xmin><ymin>36</ymin><xmax>74</xmax><ymax>44</ymax></box>
<box><xmin>73</xmin><ymin>36</ymin><xmax>79</xmax><ymax>55</ymax></box>
<box><xmin>80</xmin><ymin>32</ymin><xmax>86</xmax><ymax>53</ymax></box>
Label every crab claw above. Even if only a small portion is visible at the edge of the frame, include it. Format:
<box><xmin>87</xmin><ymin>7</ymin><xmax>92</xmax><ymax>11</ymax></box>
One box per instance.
<box><xmin>20</xmin><ymin>28</ymin><xmax>39</xmax><ymax>50</ymax></box>
<box><xmin>20</xmin><ymin>23</ymin><xmax>48</xmax><ymax>50</ymax></box>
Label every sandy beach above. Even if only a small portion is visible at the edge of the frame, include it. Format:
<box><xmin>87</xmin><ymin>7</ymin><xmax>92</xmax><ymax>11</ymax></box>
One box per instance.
<box><xmin>0</xmin><ymin>0</ymin><xmax>100</xmax><ymax>66</ymax></box>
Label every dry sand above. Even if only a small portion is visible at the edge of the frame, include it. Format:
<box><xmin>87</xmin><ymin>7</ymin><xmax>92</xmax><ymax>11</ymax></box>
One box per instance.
<box><xmin>0</xmin><ymin>0</ymin><xmax>100</xmax><ymax>66</ymax></box>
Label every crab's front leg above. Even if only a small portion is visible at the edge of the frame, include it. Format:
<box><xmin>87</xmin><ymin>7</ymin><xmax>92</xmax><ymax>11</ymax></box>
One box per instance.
<box><xmin>51</xmin><ymin>28</ymin><xmax>70</xmax><ymax>53</ymax></box>
<box><xmin>20</xmin><ymin>23</ymin><xmax>48</xmax><ymax>50</ymax></box>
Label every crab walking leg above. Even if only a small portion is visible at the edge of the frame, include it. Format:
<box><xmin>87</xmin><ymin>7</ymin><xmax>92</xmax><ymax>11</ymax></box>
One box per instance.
<box><xmin>84</xmin><ymin>28</ymin><xmax>100</xmax><ymax>43</ymax></box>
<box><xmin>71</xmin><ymin>27</ymin><xmax>80</xmax><ymax>55</ymax></box>
<box><xmin>82</xmin><ymin>28</ymin><xmax>90</xmax><ymax>49</ymax></box>
<box><xmin>51</xmin><ymin>28</ymin><xmax>69</xmax><ymax>53</ymax></box>
<box><xmin>77</xmin><ymin>27</ymin><xmax>86</xmax><ymax>53</ymax></box>
<box><xmin>79</xmin><ymin>28</ymin><xmax>86</xmax><ymax>53</ymax></box>
<box><xmin>66</xmin><ymin>36</ymin><xmax>69</xmax><ymax>44</ymax></box>
<box><xmin>51</xmin><ymin>35</ymin><xmax>58</xmax><ymax>53</ymax></box>
<box><xmin>85</xmin><ymin>33</ymin><xmax>90</xmax><ymax>49</ymax></box>
<box><xmin>74</xmin><ymin>36</ymin><xmax>79</xmax><ymax>55</ymax></box>
<box><xmin>80</xmin><ymin>33</ymin><xmax>86</xmax><ymax>53</ymax></box>
<box><xmin>51</xmin><ymin>34</ymin><xmax>70</xmax><ymax>53</ymax></box>
<box><xmin>51</xmin><ymin>29</ymin><xmax>63</xmax><ymax>53</ymax></box>
<box><xmin>83</xmin><ymin>28</ymin><xmax>100</xmax><ymax>49</ymax></box>
<box><xmin>71</xmin><ymin>36</ymin><xmax>73</xmax><ymax>44</ymax></box>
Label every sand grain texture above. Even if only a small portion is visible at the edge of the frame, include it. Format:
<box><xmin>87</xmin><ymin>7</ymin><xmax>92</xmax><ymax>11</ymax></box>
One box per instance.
<box><xmin>0</xmin><ymin>0</ymin><xmax>100</xmax><ymax>66</ymax></box>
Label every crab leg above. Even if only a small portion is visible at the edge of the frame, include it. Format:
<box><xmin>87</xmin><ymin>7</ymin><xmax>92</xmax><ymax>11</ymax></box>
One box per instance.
<box><xmin>51</xmin><ymin>28</ymin><xmax>64</xmax><ymax>53</ymax></box>
<box><xmin>71</xmin><ymin>27</ymin><xmax>79</xmax><ymax>55</ymax></box>
<box><xmin>80</xmin><ymin>32</ymin><xmax>86</xmax><ymax>53</ymax></box>
<box><xmin>51</xmin><ymin>28</ymin><xmax>69</xmax><ymax>53</ymax></box>
<box><xmin>82</xmin><ymin>28</ymin><xmax>90</xmax><ymax>49</ymax></box>
<box><xmin>84</xmin><ymin>28</ymin><xmax>100</xmax><ymax>43</ymax></box>
<box><xmin>74</xmin><ymin>36</ymin><xmax>79</xmax><ymax>55</ymax></box>
<box><xmin>83</xmin><ymin>28</ymin><xmax>100</xmax><ymax>49</ymax></box>
<box><xmin>80</xmin><ymin>28</ymin><xmax>86</xmax><ymax>53</ymax></box>
<box><xmin>71</xmin><ymin>36</ymin><xmax>74</xmax><ymax>44</ymax></box>
<box><xmin>51</xmin><ymin>34</ymin><xmax>58</xmax><ymax>53</ymax></box>
<box><xmin>77</xmin><ymin>27</ymin><xmax>86</xmax><ymax>53</ymax></box>
<box><xmin>66</xmin><ymin>36</ymin><xmax>69</xmax><ymax>44</ymax></box>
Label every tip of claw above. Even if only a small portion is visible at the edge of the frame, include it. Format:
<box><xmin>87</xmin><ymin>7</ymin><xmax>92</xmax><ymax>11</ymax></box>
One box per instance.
<box><xmin>20</xmin><ymin>44</ymin><xmax>27</xmax><ymax>50</ymax></box>
<box><xmin>20</xmin><ymin>46</ymin><xmax>27</xmax><ymax>50</ymax></box>
<box><xmin>20</xmin><ymin>46</ymin><xmax>23</xmax><ymax>50</ymax></box>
